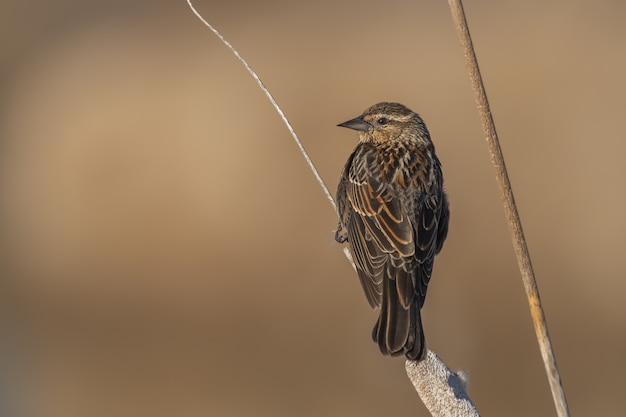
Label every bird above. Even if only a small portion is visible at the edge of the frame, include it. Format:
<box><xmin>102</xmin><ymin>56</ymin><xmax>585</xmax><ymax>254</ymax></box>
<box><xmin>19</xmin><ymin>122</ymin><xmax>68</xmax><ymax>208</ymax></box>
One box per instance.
<box><xmin>335</xmin><ymin>102</ymin><xmax>449</xmax><ymax>361</ymax></box>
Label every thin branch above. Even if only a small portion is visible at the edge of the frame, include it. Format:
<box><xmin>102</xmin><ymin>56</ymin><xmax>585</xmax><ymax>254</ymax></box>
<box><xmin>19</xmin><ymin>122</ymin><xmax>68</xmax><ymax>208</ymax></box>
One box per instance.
<box><xmin>186</xmin><ymin>0</ymin><xmax>337</xmax><ymax>213</ymax></box>
<box><xmin>446</xmin><ymin>1</ymin><xmax>570</xmax><ymax>416</ymax></box>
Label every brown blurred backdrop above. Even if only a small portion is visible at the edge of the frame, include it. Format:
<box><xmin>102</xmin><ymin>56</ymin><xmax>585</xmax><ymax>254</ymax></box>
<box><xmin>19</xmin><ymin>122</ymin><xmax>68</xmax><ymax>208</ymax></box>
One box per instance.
<box><xmin>1</xmin><ymin>0</ymin><xmax>625</xmax><ymax>416</ymax></box>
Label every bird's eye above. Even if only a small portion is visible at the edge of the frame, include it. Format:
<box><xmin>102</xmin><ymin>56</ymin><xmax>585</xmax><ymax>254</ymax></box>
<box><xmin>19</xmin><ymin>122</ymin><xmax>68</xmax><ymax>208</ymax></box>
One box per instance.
<box><xmin>377</xmin><ymin>117</ymin><xmax>389</xmax><ymax>125</ymax></box>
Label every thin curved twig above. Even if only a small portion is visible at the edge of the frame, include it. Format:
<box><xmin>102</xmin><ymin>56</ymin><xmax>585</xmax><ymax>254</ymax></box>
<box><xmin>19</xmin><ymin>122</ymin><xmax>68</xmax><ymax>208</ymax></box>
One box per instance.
<box><xmin>446</xmin><ymin>1</ymin><xmax>570</xmax><ymax>416</ymax></box>
<box><xmin>186</xmin><ymin>0</ymin><xmax>337</xmax><ymax>213</ymax></box>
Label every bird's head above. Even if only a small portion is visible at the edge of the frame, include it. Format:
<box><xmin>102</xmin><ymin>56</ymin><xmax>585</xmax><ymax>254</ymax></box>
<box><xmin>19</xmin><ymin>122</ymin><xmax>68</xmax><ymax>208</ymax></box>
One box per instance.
<box><xmin>337</xmin><ymin>102</ymin><xmax>430</xmax><ymax>145</ymax></box>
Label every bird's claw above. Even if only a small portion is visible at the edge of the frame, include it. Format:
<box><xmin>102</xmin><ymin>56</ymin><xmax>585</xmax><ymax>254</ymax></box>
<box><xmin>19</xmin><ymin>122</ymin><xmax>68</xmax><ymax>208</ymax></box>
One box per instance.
<box><xmin>335</xmin><ymin>223</ymin><xmax>348</xmax><ymax>243</ymax></box>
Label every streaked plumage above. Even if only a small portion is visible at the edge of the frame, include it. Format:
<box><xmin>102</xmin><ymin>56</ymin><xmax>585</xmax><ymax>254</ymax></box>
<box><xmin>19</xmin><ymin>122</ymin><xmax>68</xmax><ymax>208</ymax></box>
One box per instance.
<box><xmin>336</xmin><ymin>102</ymin><xmax>449</xmax><ymax>361</ymax></box>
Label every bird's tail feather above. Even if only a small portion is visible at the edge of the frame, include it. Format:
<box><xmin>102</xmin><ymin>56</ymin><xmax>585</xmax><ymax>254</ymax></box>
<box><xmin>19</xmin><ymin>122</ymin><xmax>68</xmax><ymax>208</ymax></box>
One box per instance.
<box><xmin>372</xmin><ymin>277</ymin><xmax>426</xmax><ymax>360</ymax></box>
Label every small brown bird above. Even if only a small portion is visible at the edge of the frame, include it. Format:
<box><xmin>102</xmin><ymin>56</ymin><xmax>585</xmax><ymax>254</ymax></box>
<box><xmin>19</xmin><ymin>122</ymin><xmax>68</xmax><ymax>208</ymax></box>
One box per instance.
<box><xmin>336</xmin><ymin>102</ymin><xmax>449</xmax><ymax>361</ymax></box>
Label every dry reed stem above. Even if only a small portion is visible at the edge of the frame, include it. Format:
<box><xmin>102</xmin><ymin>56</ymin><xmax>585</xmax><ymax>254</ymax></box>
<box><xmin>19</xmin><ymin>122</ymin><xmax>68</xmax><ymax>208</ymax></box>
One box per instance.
<box><xmin>446</xmin><ymin>1</ymin><xmax>570</xmax><ymax>417</ymax></box>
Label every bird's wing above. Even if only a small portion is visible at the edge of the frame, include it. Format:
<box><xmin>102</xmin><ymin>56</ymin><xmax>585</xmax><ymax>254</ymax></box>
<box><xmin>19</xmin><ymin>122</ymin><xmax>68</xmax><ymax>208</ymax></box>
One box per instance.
<box><xmin>340</xmin><ymin>145</ymin><xmax>448</xmax><ymax>310</ymax></box>
<box><xmin>342</xmin><ymin>145</ymin><xmax>416</xmax><ymax>308</ymax></box>
<box><xmin>411</xmin><ymin>159</ymin><xmax>448</xmax><ymax>307</ymax></box>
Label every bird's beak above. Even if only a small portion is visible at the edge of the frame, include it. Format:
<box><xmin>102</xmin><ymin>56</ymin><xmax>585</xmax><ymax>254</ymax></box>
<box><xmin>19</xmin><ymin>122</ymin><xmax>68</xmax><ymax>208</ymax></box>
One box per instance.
<box><xmin>337</xmin><ymin>116</ymin><xmax>371</xmax><ymax>132</ymax></box>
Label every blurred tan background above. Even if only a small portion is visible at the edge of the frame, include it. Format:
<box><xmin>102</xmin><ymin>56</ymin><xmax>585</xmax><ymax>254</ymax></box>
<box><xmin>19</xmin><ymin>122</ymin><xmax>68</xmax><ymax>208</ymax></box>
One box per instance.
<box><xmin>1</xmin><ymin>0</ymin><xmax>625</xmax><ymax>416</ymax></box>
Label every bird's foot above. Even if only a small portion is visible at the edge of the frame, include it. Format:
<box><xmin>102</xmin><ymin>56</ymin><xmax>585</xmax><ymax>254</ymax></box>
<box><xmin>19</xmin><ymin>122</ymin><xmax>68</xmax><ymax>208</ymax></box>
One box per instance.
<box><xmin>334</xmin><ymin>223</ymin><xmax>348</xmax><ymax>243</ymax></box>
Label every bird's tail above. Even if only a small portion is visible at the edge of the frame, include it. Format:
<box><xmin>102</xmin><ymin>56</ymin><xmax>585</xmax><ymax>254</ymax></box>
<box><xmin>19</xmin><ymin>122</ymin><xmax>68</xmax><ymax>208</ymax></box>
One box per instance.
<box><xmin>372</xmin><ymin>276</ymin><xmax>426</xmax><ymax>361</ymax></box>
